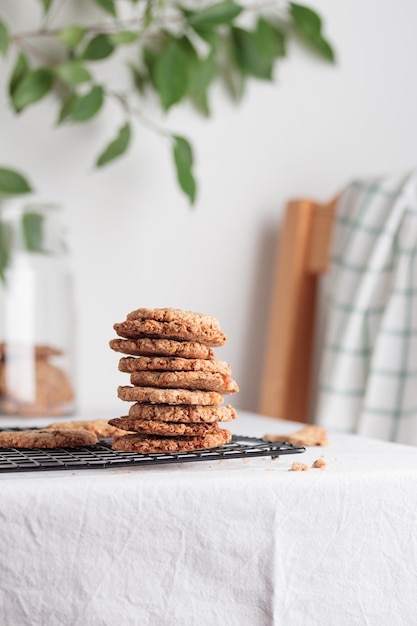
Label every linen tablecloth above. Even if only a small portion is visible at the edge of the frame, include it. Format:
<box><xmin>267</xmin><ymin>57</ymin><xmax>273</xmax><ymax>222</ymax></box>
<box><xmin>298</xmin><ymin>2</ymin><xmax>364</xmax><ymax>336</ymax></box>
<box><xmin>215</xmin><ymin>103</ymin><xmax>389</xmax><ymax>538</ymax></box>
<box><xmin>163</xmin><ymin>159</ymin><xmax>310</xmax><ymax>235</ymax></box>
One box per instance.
<box><xmin>1</xmin><ymin>411</ymin><xmax>417</xmax><ymax>626</ymax></box>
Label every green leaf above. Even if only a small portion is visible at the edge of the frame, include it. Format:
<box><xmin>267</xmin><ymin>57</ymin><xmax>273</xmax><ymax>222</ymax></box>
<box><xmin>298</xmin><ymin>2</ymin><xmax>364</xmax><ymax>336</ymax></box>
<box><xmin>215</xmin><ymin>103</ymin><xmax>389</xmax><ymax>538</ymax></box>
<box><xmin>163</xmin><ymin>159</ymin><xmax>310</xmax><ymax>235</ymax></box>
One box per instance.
<box><xmin>222</xmin><ymin>65</ymin><xmax>244</xmax><ymax>101</ymax></box>
<box><xmin>109</xmin><ymin>30</ymin><xmax>139</xmax><ymax>46</ymax></box>
<box><xmin>82</xmin><ymin>34</ymin><xmax>114</xmax><ymax>61</ymax></box>
<box><xmin>189</xmin><ymin>53</ymin><xmax>217</xmax><ymax>116</ymax></box>
<box><xmin>155</xmin><ymin>40</ymin><xmax>190</xmax><ymax>110</ymax></box>
<box><xmin>12</xmin><ymin>68</ymin><xmax>54</xmax><ymax>111</ymax></box>
<box><xmin>231</xmin><ymin>27</ymin><xmax>274</xmax><ymax>80</ymax></box>
<box><xmin>289</xmin><ymin>3</ymin><xmax>335</xmax><ymax>62</ymax></box>
<box><xmin>96</xmin><ymin>123</ymin><xmax>131</xmax><ymax>167</ymax></box>
<box><xmin>0</xmin><ymin>173</ymin><xmax>37</xmax><ymax>272</ymax></box>
<box><xmin>0</xmin><ymin>19</ymin><xmax>9</xmax><ymax>56</ymax></box>
<box><xmin>175</xmin><ymin>36</ymin><xmax>215</xmax><ymax>115</ymax></box>
<box><xmin>92</xmin><ymin>0</ymin><xmax>117</xmax><ymax>17</ymax></box>
<box><xmin>188</xmin><ymin>1</ymin><xmax>243</xmax><ymax>28</ymax></box>
<box><xmin>309</xmin><ymin>34</ymin><xmax>335</xmax><ymax>62</ymax></box>
<box><xmin>144</xmin><ymin>0</ymin><xmax>154</xmax><ymax>27</ymax></box>
<box><xmin>57</xmin><ymin>26</ymin><xmax>86</xmax><ymax>49</ymax></box>
<box><xmin>71</xmin><ymin>85</ymin><xmax>104</xmax><ymax>122</ymax></box>
<box><xmin>22</xmin><ymin>212</ymin><xmax>44</xmax><ymax>253</ymax></box>
<box><xmin>9</xmin><ymin>53</ymin><xmax>29</xmax><ymax>102</ymax></box>
<box><xmin>256</xmin><ymin>18</ymin><xmax>286</xmax><ymax>59</ymax></box>
<box><xmin>39</xmin><ymin>0</ymin><xmax>53</xmax><ymax>13</ymax></box>
<box><xmin>290</xmin><ymin>3</ymin><xmax>321</xmax><ymax>36</ymax></box>
<box><xmin>55</xmin><ymin>62</ymin><xmax>92</xmax><ymax>86</ymax></box>
<box><xmin>192</xmin><ymin>28</ymin><xmax>220</xmax><ymax>50</ymax></box>
<box><xmin>178</xmin><ymin>35</ymin><xmax>198</xmax><ymax>62</ymax></box>
<box><xmin>128</xmin><ymin>63</ymin><xmax>145</xmax><ymax>93</ymax></box>
<box><xmin>0</xmin><ymin>223</ymin><xmax>11</xmax><ymax>282</ymax></box>
<box><xmin>0</xmin><ymin>168</ymin><xmax>32</xmax><ymax>196</ymax></box>
<box><xmin>57</xmin><ymin>92</ymin><xmax>76</xmax><ymax>124</ymax></box>
<box><xmin>230</xmin><ymin>19</ymin><xmax>285</xmax><ymax>80</ymax></box>
<box><xmin>220</xmin><ymin>36</ymin><xmax>245</xmax><ymax>101</ymax></box>
<box><xmin>143</xmin><ymin>47</ymin><xmax>158</xmax><ymax>87</ymax></box>
<box><xmin>173</xmin><ymin>136</ymin><xmax>196</xmax><ymax>205</ymax></box>
<box><xmin>180</xmin><ymin>6</ymin><xmax>194</xmax><ymax>19</ymax></box>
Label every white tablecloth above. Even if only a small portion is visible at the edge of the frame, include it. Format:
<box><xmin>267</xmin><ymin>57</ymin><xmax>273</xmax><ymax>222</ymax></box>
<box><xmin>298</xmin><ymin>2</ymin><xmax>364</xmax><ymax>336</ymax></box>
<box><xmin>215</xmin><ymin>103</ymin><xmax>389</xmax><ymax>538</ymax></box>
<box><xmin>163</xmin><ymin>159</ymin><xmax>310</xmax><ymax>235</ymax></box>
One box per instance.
<box><xmin>0</xmin><ymin>411</ymin><xmax>417</xmax><ymax>626</ymax></box>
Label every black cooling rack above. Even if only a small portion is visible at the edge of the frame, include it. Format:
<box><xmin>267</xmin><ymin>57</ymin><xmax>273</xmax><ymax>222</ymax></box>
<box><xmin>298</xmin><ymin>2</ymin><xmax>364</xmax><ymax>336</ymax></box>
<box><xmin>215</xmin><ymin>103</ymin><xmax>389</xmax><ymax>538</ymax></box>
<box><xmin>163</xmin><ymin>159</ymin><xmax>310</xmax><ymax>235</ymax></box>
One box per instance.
<box><xmin>0</xmin><ymin>433</ymin><xmax>305</xmax><ymax>473</ymax></box>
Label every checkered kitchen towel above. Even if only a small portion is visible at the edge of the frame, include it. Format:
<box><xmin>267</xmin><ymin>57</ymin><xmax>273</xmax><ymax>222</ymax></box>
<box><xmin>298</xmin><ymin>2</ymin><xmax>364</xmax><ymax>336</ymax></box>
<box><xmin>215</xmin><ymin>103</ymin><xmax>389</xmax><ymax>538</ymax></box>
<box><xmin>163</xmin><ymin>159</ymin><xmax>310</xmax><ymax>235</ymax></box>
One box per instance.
<box><xmin>315</xmin><ymin>171</ymin><xmax>417</xmax><ymax>444</ymax></box>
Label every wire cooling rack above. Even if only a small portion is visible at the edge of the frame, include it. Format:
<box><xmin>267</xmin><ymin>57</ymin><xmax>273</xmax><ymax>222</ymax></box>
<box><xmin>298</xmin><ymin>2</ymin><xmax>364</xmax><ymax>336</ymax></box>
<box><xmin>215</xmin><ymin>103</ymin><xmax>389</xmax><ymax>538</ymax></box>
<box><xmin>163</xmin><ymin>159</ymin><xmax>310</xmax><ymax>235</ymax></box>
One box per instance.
<box><xmin>0</xmin><ymin>433</ymin><xmax>305</xmax><ymax>473</ymax></box>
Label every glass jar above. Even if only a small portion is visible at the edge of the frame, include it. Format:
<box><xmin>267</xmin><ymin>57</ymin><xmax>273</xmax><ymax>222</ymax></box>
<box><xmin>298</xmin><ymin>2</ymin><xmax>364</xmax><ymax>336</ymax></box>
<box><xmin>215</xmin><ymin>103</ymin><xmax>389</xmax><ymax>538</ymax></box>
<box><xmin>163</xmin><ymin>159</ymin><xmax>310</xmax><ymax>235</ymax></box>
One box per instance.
<box><xmin>0</xmin><ymin>199</ymin><xmax>76</xmax><ymax>417</ymax></box>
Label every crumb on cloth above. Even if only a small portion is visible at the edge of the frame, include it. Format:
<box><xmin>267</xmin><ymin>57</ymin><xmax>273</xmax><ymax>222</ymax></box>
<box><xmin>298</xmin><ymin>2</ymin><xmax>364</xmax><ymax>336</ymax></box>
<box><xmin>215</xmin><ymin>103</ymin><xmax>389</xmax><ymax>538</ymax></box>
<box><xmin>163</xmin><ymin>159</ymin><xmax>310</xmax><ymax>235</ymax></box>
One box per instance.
<box><xmin>289</xmin><ymin>462</ymin><xmax>309</xmax><ymax>472</ymax></box>
<box><xmin>312</xmin><ymin>458</ymin><xmax>328</xmax><ymax>470</ymax></box>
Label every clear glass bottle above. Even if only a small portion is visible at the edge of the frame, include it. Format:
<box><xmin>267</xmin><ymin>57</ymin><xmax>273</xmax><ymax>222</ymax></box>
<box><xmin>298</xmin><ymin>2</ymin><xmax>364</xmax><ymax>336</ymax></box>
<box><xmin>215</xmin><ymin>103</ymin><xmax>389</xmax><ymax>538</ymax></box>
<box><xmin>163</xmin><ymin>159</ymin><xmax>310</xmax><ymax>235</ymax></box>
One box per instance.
<box><xmin>0</xmin><ymin>199</ymin><xmax>76</xmax><ymax>417</ymax></box>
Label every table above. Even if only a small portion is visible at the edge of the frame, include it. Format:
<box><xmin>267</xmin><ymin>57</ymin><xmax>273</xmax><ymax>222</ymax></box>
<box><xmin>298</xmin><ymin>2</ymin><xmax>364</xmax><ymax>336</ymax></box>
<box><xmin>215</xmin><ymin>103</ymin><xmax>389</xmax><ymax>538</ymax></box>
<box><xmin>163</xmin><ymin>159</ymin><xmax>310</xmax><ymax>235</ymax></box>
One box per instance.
<box><xmin>0</xmin><ymin>411</ymin><xmax>417</xmax><ymax>626</ymax></box>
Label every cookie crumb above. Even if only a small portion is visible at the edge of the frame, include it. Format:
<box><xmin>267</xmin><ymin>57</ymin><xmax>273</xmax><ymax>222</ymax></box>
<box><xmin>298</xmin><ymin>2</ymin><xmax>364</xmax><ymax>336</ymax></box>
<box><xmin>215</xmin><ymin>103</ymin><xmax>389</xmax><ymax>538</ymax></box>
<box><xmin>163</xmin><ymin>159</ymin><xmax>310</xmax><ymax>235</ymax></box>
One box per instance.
<box><xmin>312</xmin><ymin>458</ymin><xmax>328</xmax><ymax>470</ymax></box>
<box><xmin>289</xmin><ymin>462</ymin><xmax>309</xmax><ymax>472</ymax></box>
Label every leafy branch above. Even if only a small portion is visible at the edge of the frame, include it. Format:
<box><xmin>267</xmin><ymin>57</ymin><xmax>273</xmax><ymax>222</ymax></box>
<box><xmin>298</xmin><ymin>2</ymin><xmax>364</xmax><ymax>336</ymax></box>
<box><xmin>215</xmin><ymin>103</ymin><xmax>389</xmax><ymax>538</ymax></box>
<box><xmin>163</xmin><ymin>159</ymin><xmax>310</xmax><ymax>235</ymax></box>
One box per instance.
<box><xmin>0</xmin><ymin>0</ymin><xmax>335</xmax><ymax>205</ymax></box>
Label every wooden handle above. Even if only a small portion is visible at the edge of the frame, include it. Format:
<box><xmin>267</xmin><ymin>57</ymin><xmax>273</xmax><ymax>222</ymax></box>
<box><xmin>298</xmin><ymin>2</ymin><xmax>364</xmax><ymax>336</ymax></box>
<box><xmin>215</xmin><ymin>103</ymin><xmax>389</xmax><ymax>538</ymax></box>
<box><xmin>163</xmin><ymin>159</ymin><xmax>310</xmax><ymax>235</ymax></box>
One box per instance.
<box><xmin>258</xmin><ymin>198</ymin><xmax>337</xmax><ymax>422</ymax></box>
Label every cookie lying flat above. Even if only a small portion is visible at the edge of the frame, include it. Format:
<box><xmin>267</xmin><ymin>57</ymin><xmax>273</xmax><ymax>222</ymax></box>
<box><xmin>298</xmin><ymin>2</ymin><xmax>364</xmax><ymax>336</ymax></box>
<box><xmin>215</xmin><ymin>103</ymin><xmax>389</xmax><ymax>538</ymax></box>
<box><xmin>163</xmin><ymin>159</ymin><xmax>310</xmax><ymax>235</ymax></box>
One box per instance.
<box><xmin>0</xmin><ymin>428</ymin><xmax>97</xmax><ymax>448</ymax></box>
<box><xmin>45</xmin><ymin>419</ymin><xmax>126</xmax><ymax>438</ymax></box>
<box><xmin>128</xmin><ymin>403</ymin><xmax>237</xmax><ymax>423</ymax></box>
<box><xmin>109</xmin><ymin>417</ymin><xmax>221</xmax><ymax>436</ymax></box>
<box><xmin>114</xmin><ymin>319</ymin><xmax>226</xmax><ymax>347</ymax></box>
<box><xmin>264</xmin><ymin>425</ymin><xmax>328</xmax><ymax>446</ymax></box>
<box><xmin>130</xmin><ymin>371</ymin><xmax>239</xmax><ymax>394</ymax></box>
<box><xmin>109</xmin><ymin>338</ymin><xmax>215</xmax><ymax>360</ymax></box>
<box><xmin>126</xmin><ymin>308</ymin><xmax>221</xmax><ymax>328</ymax></box>
<box><xmin>112</xmin><ymin>428</ymin><xmax>232</xmax><ymax>453</ymax></box>
<box><xmin>118</xmin><ymin>385</ymin><xmax>224</xmax><ymax>405</ymax></box>
<box><xmin>119</xmin><ymin>356</ymin><xmax>231</xmax><ymax>375</ymax></box>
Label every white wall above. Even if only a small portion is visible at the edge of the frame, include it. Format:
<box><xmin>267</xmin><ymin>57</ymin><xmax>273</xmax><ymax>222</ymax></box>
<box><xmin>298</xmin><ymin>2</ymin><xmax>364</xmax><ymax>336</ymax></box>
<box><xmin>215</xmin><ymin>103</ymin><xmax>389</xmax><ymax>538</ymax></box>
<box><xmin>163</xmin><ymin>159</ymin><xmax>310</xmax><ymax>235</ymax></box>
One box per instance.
<box><xmin>1</xmin><ymin>0</ymin><xmax>417</xmax><ymax>415</ymax></box>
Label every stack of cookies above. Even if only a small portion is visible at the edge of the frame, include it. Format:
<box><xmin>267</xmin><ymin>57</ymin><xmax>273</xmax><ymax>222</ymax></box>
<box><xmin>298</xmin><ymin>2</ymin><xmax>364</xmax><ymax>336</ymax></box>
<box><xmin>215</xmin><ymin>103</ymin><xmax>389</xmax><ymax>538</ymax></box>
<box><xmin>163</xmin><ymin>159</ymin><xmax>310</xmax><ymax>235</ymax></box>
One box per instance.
<box><xmin>108</xmin><ymin>308</ymin><xmax>239</xmax><ymax>453</ymax></box>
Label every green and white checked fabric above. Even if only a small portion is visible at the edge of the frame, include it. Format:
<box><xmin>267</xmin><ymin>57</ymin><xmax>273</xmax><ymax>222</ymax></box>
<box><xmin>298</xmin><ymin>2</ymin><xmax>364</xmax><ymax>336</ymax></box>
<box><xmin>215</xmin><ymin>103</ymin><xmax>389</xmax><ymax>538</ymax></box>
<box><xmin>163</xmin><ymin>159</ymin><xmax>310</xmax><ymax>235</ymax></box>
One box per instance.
<box><xmin>315</xmin><ymin>171</ymin><xmax>417</xmax><ymax>444</ymax></box>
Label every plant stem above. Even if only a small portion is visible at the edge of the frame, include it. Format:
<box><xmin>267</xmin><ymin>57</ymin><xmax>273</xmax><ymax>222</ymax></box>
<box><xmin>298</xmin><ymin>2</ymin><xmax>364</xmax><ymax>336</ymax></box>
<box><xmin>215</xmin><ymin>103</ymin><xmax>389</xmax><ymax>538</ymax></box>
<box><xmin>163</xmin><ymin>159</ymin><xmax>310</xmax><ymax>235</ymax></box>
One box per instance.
<box><xmin>107</xmin><ymin>89</ymin><xmax>171</xmax><ymax>140</ymax></box>
<box><xmin>11</xmin><ymin>17</ymin><xmax>144</xmax><ymax>42</ymax></box>
<box><xmin>15</xmin><ymin>39</ymin><xmax>57</xmax><ymax>65</ymax></box>
<box><xmin>44</xmin><ymin>0</ymin><xmax>71</xmax><ymax>29</ymax></box>
<box><xmin>10</xmin><ymin>1</ymin><xmax>284</xmax><ymax>45</ymax></box>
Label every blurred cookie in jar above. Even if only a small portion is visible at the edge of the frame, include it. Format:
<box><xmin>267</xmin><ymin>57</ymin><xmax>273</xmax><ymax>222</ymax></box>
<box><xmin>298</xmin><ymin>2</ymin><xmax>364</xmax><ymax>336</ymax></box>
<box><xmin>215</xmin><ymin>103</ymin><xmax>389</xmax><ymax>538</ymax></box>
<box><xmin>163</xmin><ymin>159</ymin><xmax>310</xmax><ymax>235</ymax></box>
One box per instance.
<box><xmin>0</xmin><ymin>344</ymin><xmax>74</xmax><ymax>417</ymax></box>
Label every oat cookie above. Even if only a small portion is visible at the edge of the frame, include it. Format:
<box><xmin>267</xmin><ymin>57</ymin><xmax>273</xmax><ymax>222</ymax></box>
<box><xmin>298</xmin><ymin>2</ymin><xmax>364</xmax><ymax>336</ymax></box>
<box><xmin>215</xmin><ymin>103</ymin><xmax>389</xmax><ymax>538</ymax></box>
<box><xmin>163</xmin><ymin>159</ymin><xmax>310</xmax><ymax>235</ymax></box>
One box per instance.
<box><xmin>128</xmin><ymin>403</ymin><xmax>237</xmax><ymax>423</ymax></box>
<box><xmin>112</xmin><ymin>428</ymin><xmax>232</xmax><ymax>453</ymax></box>
<box><xmin>45</xmin><ymin>419</ymin><xmax>126</xmax><ymax>438</ymax></box>
<box><xmin>109</xmin><ymin>417</ymin><xmax>221</xmax><ymax>436</ymax></box>
<box><xmin>0</xmin><ymin>360</ymin><xmax>74</xmax><ymax>405</ymax></box>
<box><xmin>114</xmin><ymin>319</ymin><xmax>226</xmax><ymax>347</ymax></box>
<box><xmin>126</xmin><ymin>308</ymin><xmax>221</xmax><ymax>329</ymax></box>
<box><xmin>109</xmin><ymin>338</ymin><xmax>215</xmax><ymax>360</ymax></box>
<box><xmin>0</xmin><ymin>428</ymin><xmax>97</xmax><ymax>448</ymax></box>
<box><xmin>0</xmin><ymin>342</ymin><xmax>62</xmax><ymax>361</ymax></box>
<box><xmin>264</xmin><ymin>425</ymin><xmax>328</xmax><ymax>447</ymax></box>
<box><xmin>119</xmin><ymin>356</ymin><xmax>231</xmax><ymax>375</ymax></box>
<box><xmin>130</xmin><ymin>370</ymin><xmax>239</xmax><ymax>394</ymax></box>
<box><xmin>118</xmin><ymin>385</ymin><xmax>224</xmax><ymax>405</ymax></box>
